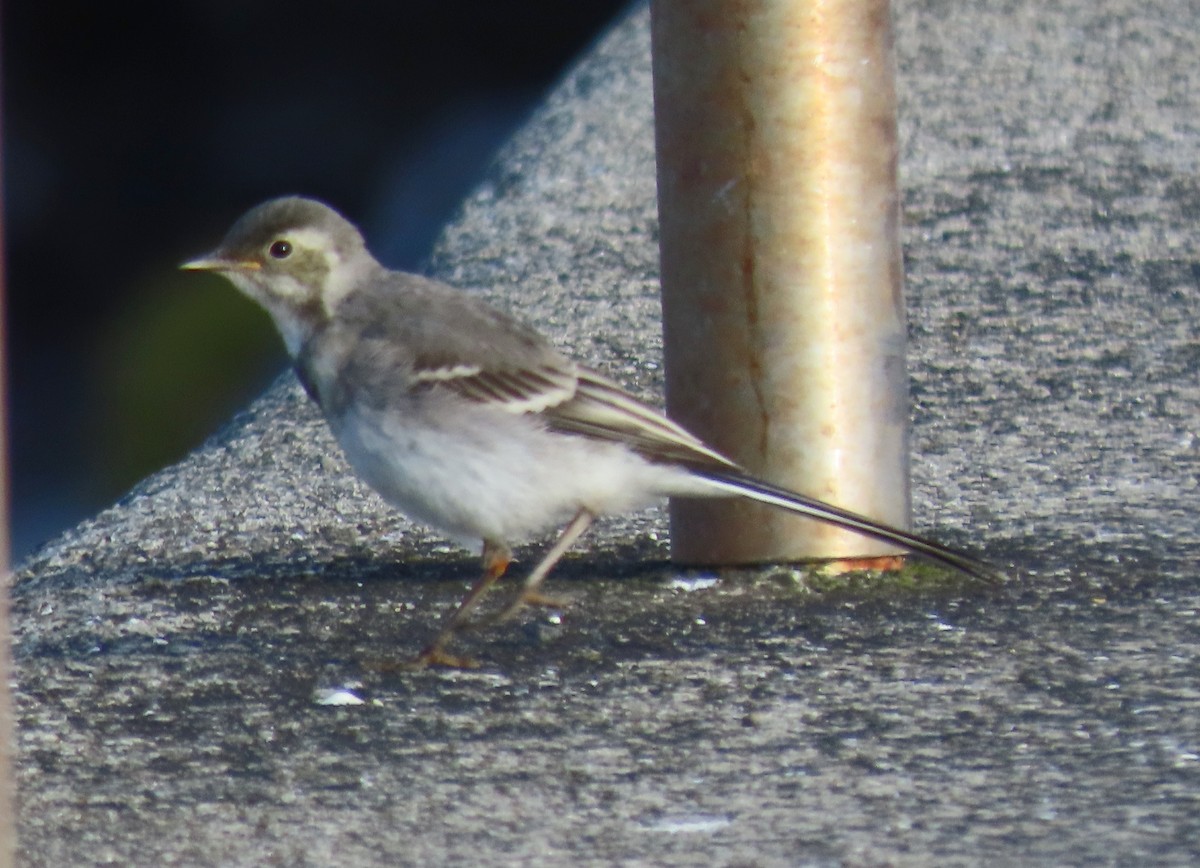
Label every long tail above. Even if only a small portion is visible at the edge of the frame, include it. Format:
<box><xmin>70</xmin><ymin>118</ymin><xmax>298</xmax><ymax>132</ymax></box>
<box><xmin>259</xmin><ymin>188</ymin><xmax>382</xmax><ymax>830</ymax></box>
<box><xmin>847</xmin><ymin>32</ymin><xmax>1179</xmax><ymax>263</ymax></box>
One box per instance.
<box><xmin>688</xmin><ymin>467</ymin><xmax>1005</xmax><ymax>584</ymax></box>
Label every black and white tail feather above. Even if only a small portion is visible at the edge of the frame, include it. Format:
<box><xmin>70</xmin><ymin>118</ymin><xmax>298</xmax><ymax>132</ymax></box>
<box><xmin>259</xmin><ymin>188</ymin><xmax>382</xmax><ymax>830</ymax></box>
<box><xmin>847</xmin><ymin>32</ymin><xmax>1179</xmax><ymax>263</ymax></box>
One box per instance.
<box><xmin>686</xmin><ymin>467</ymin><xmax>1003</xmax><ymax>584</ymax></box>
<box><xmin>542</xmin><ymin>368</ymin><xmax>1003</xmax><ymax>585</ymax></box>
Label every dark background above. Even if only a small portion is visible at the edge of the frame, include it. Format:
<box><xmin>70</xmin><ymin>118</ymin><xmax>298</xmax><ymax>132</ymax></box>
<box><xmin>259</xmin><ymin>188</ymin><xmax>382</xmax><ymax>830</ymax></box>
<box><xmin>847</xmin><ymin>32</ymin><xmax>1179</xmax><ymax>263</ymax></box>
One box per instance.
<box><xmin>5</xmin><ymin>1</ymin><xmax>629</xmax><ymax>560</ymax></box>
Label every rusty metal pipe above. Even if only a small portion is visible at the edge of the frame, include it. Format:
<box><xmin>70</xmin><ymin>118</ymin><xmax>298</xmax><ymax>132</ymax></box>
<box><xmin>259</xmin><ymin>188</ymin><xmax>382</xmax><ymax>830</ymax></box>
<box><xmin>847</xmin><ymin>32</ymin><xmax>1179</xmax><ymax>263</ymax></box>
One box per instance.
<box><xmin>651</xmin><ymin>0</ymin><xmax>911</xmax><ymax>564</ymax></box>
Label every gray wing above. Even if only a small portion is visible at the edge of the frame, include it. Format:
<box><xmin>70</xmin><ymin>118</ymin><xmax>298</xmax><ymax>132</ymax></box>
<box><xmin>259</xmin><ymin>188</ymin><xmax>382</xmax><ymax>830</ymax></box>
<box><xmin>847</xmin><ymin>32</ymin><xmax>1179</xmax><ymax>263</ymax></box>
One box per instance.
<box><xmin>331</xmin><ymin>272</ymin><xmax>736</xmax><ymax>469</ymax></box>
<box><xmin>544</xmin><ymin>369</ymin><xmax>737</xmax><ymax>470</ymax></box>
<box><xmin>325</xmin><ymin>272</ymin><xmax>579</xmax><ymax>413</ymax></box>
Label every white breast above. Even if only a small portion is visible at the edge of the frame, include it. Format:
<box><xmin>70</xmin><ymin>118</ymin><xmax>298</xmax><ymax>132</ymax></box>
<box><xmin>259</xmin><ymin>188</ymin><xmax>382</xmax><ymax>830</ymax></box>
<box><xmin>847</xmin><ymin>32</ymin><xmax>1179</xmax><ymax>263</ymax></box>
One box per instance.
<box><xmin>328</xmin><ymin>394</ymin><xmax>698</xmax><ymax>548</ymax></box>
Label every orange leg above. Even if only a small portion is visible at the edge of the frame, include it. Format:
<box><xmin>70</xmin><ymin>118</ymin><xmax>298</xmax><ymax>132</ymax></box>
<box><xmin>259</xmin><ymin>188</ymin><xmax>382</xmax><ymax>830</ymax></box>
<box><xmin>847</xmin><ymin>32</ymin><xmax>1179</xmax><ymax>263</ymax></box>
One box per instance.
<box><xmin>409</xmin><ymin>540</ymin><xmax>511</xmax><ymax>669</ymax></box>
<box><xmin>495</xmin><ymin>509</ymin><xmax>595</xmax><ymax>623</ymax></box>
<box><xmin>409</xmin><ymin>509</ymin><xmax>597</xmax><ymax>668</ymax></box>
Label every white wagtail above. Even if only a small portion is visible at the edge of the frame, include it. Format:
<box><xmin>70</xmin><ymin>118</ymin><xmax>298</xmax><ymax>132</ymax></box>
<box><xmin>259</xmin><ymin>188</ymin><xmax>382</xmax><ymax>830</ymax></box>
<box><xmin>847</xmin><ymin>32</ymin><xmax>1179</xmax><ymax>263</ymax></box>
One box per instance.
<box><xmin>184</xmin><ymin>196</ymin><xmax>1000</xmax><ymax>667</ymax></box>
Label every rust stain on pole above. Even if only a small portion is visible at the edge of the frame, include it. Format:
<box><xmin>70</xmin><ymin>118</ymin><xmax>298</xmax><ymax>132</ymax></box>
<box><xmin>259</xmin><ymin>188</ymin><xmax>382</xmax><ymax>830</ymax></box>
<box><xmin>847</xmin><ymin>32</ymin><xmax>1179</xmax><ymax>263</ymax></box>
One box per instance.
<box><xmin>651</xmin><ymin>0</ymin><xmax>911</xmax><ymax>563</ymax></box>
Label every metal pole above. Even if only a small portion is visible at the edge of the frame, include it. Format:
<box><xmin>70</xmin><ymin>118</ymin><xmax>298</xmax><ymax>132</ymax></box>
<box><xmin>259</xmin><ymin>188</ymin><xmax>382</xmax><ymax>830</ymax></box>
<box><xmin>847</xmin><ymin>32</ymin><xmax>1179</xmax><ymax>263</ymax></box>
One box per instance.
<box><xmin>651</xmin><ymin>0</ymin><xmax>911</xmax><ymax>565</ymax></box>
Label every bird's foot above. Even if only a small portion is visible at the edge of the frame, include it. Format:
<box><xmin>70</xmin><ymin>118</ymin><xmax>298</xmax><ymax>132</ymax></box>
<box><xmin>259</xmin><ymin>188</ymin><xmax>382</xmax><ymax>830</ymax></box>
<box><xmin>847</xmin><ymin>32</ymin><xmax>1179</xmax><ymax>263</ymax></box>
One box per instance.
<box><xmin>363</xmin><ymin>643</ymin><xmax>481</xmax><ymax>672</ymax></box>
<box><xmin>493</xmin><ymin>589</ymin><xmax>573</xmax><ymax>624</ymax></box>
<box><xmin>406</xmin><ymin>642</ymin><xmax>482</xmax><ymax>670</ymax></box>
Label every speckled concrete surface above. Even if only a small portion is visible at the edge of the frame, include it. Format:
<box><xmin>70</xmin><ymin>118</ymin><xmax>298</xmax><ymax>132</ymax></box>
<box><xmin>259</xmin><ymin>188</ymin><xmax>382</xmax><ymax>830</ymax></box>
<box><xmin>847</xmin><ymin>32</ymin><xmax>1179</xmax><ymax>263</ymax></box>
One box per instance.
<box><xmin>13</xmin><ymin>2</ymin><xmax>1200</xmax><ymax>864</ymax></box>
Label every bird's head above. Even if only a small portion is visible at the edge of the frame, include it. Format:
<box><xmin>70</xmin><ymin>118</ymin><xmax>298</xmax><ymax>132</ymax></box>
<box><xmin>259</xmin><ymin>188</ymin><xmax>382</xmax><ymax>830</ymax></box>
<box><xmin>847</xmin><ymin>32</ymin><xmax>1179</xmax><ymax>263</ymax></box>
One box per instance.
<box><xmin>182</xmin><ymin>196</ymin><xmax>376</xmax><ymax>357</ymax></box>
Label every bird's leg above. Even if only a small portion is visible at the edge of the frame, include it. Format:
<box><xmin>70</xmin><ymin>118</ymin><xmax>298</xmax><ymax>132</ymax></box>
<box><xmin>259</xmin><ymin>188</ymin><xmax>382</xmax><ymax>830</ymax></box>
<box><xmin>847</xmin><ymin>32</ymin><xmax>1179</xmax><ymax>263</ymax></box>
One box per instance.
<box><xmin>409</xmin><ymin>540</ymin><xmax>512</xmax><ymax>669</ymax></box>
<box><xmin>409</xmin><ymin>510</ymin><xmax>594</xmax><ymax>666</ymax></box>
<box><xmin>495</xmin><ymin>508</ymin><xmax>595</xmax><ymax>624</ymax></box>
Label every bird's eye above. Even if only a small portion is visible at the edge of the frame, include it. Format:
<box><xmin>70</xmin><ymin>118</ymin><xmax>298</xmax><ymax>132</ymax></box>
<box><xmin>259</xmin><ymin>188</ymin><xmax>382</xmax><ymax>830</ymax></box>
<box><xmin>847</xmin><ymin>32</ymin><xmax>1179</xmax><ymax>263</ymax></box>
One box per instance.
<box><xmin>269</xmin><ymin>240</ymin><xmax>293</xmax><ymax>259</ymax></box>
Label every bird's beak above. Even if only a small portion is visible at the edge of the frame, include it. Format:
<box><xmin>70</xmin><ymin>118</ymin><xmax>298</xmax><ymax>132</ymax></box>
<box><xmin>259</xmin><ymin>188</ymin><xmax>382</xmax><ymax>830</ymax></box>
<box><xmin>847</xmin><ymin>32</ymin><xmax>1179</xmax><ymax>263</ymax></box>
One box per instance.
<box><xmin>180</xmin><ymin>254</ymin><xmax>261</xmax><ymax>272</ymax></box>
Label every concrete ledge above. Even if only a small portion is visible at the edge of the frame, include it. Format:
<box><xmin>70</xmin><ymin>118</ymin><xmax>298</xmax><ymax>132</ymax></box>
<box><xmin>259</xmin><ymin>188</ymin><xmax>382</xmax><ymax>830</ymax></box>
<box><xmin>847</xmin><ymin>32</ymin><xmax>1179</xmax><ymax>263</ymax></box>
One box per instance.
<box><xmin>14</xmin><ymin>2</ymin><xmax>1200</xmax><ymax>863</ymax></box>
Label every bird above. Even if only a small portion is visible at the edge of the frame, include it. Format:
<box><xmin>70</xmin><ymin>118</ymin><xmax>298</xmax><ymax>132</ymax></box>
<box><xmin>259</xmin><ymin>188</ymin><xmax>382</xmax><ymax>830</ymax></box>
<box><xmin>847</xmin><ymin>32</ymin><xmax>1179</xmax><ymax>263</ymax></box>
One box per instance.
<box><xmin>183</xmin><ymin>195</ymin><xmax>1001</xmax><ymax>667</ymax></box>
